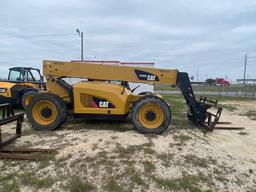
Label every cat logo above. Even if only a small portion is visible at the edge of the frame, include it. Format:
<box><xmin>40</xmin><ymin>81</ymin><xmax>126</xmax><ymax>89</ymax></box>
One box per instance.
<box><xmin>99</xmin><ymin>101</ymin><xmax>109</xmax><ymax>108</ymax></box>
<box><xmin>147</xmin><ymin>75</ymin><xmax>156</xmax><ymax>81</ymax></box>
<box><xmin>134</xmin><ymin>70</ymin><xmax>159</xmax><ymax>81</ymax></box>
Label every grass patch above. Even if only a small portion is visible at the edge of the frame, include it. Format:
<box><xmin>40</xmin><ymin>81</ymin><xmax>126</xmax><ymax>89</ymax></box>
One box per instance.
<box><xmin>174</xmin><ymin>134</ymin><xmax>192</xmax><ymax>142</ymax></box>
<box><xmin>114</xmin><ymin>143</ymin><xmax>155</xmax><ymax>158</ymax></box>
<box><xmin>92</xmin><ymin>143</ymin><xmax>99</xmax><ymax>151</ymax></box>
<box><xmin>96</xmin><ymin>158</ymin><xmax>114</xmax><ymax>173</ymax></box>
<box><xmin>131</xmin><ymin>173</ymin><xmax>146</xmax><ymax>186</ymax></box>
<box><xmin>221</xmin><ymin>104</ymin><xmax>238</xmax><ymax>111</ymax></box>
<box><xmin>239</xmin><ymin>110</ymin><xmax>256</xmax><ymax>120</ymax></box>
<box><xmin>143</xmin><ymin>160</ymin><xmax>156</xmax><ymax>173</ymax></box>
<box><xmin>67</xmin><ymin>176</ymin><xmax>95</xmax><ymax>192</ymax></box>
<box><xmin>1</xmin><ymin>180</ymin><xmax>20</xmax><ymax>192</ymax></box>
<box><xmin>125</xmin><ymin>166</ymin><xmax>148</xmax><ymax>187</ymax></box>
<box><xmin>164</xmin><ymin>95</ymin><xmax>186</xmax><ymax>118</ymax></box>
<box><xmin>163</xmin><ymin>95</ymin><xmax>195</xmax><ymax>129</ymax></box>
<box><xmin>157</xmin><ymin>153</ymin><xmax>174</xmax><ymax>167</ymax></box>
<box><xmin>214</xmin><ymin>174</ymin><xmax>229</xmax><ymax>182</ymax></box>
<box><xmin>153</xmin><ymin>176</ymin><xmax>178</xmax><ymax>190</ymax></box>
<box><xmin>153</xmin><ymin>172</ymin><xmax>212</xmax><ymax>192</ymax></box>
<box><xmin>0</xmin><ymin>173</ymin><xmax>16</xmax><ymax>182</ymax></box>
<box><xmin>38</xmin><ymin>159</ymin><xmax>52</xmax><ymax>169</ymax></box>
<box><xmin>0</xmin><ymin>173</ymin><xmax>20</xmax><ymax>192</ymax></box>
<box><xmin>184</xmin><ymin>155</ymin><xmax>209</xmax><ymax>168</ymax></box>
<box><xmin>104</xmin><ymin>178</ymin><xmax>123</xmax><ymax>192</ymax></box>
<box><xmin>20</xmin><ymin>173</ymin><xmax>54</xmax><ymax>189</ymax></box>
<box><xmin>56</xmin><ymin>154</ymin><xmax>72</xmax><ymax>163</ymax></box>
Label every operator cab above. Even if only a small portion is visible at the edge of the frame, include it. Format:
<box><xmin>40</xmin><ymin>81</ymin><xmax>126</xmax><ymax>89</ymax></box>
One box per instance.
<box><xmin>8</xmin><ymin>67</ymin><xmax>44</xmax><ymax>83</ymax></box>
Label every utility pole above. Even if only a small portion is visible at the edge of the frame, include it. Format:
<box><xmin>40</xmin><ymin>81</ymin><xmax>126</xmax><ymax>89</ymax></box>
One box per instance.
<box><xmin>243</xmin><ymin>53</ymin><xmax>247</xmax><ymax>85</ymax></box>
<box><xmin>76</xmin><ymin>29</ymin><xmax>84</xmax><ymax>61</ymax></box>
<box><xmin>196</xmin><ymin>70</ymin><xmax>199</xmax><ymax>81</ymax></box>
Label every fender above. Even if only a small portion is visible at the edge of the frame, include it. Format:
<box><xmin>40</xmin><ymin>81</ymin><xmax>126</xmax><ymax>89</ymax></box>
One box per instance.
<box><xmin>21</xmin><ymin>87</ymin><xmax>39</xmax><ymax>95</ymax></box>
<box><xmin>10</xmin><ymin>85</ymin><xmax>34</xmax><ymax>104</ymax></box>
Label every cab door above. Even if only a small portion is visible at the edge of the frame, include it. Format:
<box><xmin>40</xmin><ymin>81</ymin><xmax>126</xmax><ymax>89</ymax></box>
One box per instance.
<box><xmin>8</xmin><ymin>69</ymin><xmax>24</xmax><ymax>82</ymax></box>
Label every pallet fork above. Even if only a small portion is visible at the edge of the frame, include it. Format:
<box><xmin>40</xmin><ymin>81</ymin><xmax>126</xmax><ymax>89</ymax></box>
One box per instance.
<box><xmin>0</xmin><ymin>103</ymin><xmax>55</xmax><ymax>160</ymax></box>
<box><xmin>177</xmin><ymin>73</ymin><xmax>244</xmax><ymax>131</ymax></box>
<box><xmin>0</xmin><ymin>103</ymin><xmax>24</xmax><ymax>147</ymax></box>
<box><xmin>177</xmin><ymin>72</ymin><xmax>224</xmax><ymax>131</ymax></box>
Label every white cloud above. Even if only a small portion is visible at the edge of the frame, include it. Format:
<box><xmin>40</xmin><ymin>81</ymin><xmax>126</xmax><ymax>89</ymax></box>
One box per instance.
<box><xmin>232</xmin><ymin>25</ymin><xmax>256</xmax><ymax>34</ymax></box>
<box><xmin>0</xmin><ymin>0</ymin><xmax>255</xmax><ymax>80</ymax></box>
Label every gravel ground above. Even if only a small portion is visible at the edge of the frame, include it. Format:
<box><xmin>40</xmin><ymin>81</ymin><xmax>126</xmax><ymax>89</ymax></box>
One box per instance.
<box><xmin>0</xmin><ymin>100</ymin><xmax>255</xmax><ymax>192</ymax></box>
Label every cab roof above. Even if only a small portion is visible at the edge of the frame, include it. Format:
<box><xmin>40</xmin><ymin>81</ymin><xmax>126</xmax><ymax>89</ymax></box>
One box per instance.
<box><xmin>9</xmin><ymin>67</ymin><xmax>40</xmax><ymax>71</ymax></box>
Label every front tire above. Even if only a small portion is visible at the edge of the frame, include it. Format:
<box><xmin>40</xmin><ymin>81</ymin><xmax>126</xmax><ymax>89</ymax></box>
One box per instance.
<box><xmin>27</xmin><ymin>93</ymin><xmax>65</xmax><ymax>131</ymax></box>
<box><xmin>21</xmin><ymin>90</ymin><xmax>37</xmax><ymax>109</ymax></box>
<box><xmin>131</xmin><ymin>96</ymin><xmax>171</xmax><ymax>134</ymax></box>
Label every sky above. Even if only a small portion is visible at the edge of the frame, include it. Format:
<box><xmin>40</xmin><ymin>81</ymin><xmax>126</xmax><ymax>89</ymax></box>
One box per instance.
<box><xmin>0</xmin><ymin>0</ymin><xmax>256</xmax><ymax>81</ymax></box>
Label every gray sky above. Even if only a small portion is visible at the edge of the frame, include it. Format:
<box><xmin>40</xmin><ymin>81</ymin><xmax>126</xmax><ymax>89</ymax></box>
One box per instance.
<box><xmin>0</xmin><ymin>0</ymin><xmax>256</xmax><ymax>81</ymax></box>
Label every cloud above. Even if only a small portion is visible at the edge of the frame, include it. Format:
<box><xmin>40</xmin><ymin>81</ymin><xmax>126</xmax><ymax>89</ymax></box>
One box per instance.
<box><xmin>232</xmin><ymin>25</ymin><xmax>256</xmax><ymax>34</ymax></box>
<box><xmin>0</xmin><ymin>0</ymin><xmax>255</xmax><ymax>80</ymax></box>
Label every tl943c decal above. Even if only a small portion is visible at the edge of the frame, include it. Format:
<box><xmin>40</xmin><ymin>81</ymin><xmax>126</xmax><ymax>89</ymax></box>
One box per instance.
<box><xmin>135</xmin><ymin>70</ymin><xmax>159</xmax><ymax>81</ymax></box>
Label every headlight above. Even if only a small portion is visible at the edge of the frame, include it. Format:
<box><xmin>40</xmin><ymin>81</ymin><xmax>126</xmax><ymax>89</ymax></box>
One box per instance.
<box><xmin>0</xmin><ymin>88</ymin><xmax>7</xmax><ymax>93</ymax></box>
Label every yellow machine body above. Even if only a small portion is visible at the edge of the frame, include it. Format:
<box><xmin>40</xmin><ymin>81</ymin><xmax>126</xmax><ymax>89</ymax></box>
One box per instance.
<box><xmin>0</xmin><ymin>67</ymin><xmax>45</xmax><ymax>106</ymax></box>
<box><xmin>0</xmin><ymin>82</ymin><xmax>40</xmax><ymax>97</ymax></box>
<box><xmin>27</xmin><ymin>60</ymin><xmax>222</xmax><ymax>133</ymax></box>
<box><xmin>42</xmin><ymin>60</ymin><xmax>177</xmax><ymax>116</ymax></box>
<box><xmin>73</xmin><ymin>81</ymin><xmax>135</xmax><ymax>115</ymax></box>
<box><xmin>0</xmin><ymin>82</ymin><xmax>42</xmax><ymax>105</ymax></box>
<box><xmin>0</xmin><ymin>82</ymin><xmax>13</xmax><ymax>98</ymax></box>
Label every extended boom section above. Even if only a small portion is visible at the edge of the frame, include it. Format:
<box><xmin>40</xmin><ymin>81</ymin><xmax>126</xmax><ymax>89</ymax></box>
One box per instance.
<box><xmin>43</xmin><ymin>60</ymin><xmax>178</xmax><ymax>85</ymax></box>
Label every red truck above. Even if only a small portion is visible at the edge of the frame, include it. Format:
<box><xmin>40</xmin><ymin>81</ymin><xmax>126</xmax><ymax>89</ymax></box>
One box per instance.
<box><xmin>215</xmin><ymin>78</ymin><xmax>230</xmax><ymax>86</ymax></box>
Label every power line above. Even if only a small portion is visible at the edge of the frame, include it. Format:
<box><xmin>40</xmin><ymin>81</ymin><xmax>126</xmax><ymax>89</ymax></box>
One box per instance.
<box><xmin>0</xmin><ymin>33</ymin><xmax>76</xmax><ymax>39</ymax></box>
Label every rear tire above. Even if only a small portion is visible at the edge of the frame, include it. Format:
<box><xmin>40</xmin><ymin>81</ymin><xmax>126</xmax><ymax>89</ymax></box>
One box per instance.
<box><xmin>51</xmin><ymin>94</ymin><xmax>68</xmax><ymax>123</ymax></box>
<box><xmin>131</xmin><ymin>96</ymin><xmax>171</xmax><ymax>134</ymax></box>
<box><xmin>21</xmin><ymin>90</ymin><xmax>37</xmax><ymax>109</ymax></box>
<box><xmin>27</xmin><ymin>93</ymin><xmax>65</xmax><ymax>131</ymax></box>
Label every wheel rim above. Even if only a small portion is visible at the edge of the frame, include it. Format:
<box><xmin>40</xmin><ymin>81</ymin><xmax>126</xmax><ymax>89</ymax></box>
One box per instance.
<box><xmin>138</xmin><ymin>103</ymin><xmax>164</xmax><ymax>129</ymax></box>
<box><xmin>24</xmin><ymin>95</ymin><xmax>33</xmax><ymax>106</ymax></box>
<box><xmin>32</xmin><ymin>100</ymin><xmax>57</xmax><ymax>125</ymax></box>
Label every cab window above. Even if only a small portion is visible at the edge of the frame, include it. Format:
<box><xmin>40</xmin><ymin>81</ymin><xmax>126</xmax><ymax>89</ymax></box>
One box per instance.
<box><xmin>27</xmin><ymin>71</ymin><xmax>34</xmax><ymax>81</ymax></box>
<box><xmin>29</xmin><ymin>70</ymin><xmax>41</xmax><ymax>81</ymax></box>
<box><xmin>9</xmin><ymin>70</ymin><xmax>23</xmax><ymax>81</ymax></box>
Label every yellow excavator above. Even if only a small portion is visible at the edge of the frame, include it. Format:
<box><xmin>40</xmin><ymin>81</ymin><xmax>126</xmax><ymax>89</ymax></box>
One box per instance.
<box><xmin>26</xmin><ymin>60</ymin><xmax>222</xmax><ymax>133</ymax></box>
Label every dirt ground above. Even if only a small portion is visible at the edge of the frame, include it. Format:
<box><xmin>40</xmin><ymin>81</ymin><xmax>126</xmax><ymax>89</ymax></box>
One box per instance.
<box><xmin>0</xmin><ymin>100</ymin><xmax>256</xmax><ymax>192</ymax></box>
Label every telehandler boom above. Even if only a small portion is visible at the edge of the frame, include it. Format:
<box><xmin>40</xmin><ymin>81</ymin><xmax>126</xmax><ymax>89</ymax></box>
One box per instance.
<box><xmin>26</xmin><ymin>60</ymin><xmax>222</xmax><ymax>133</ymax></box>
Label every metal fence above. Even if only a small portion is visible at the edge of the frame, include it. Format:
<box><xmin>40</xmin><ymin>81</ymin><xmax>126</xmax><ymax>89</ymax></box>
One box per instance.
<box><xmin>155</xmin><ymin>84</ymin><xmax>256</xmax><ymax>99</ymax></box>
<box><xmin>193</xmin><ymin>85</ymin><xmax>256</xmax><ymax>99</ymax></box>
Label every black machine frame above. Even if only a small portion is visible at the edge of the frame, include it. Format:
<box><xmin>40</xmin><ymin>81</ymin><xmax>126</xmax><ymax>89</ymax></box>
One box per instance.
<box><xmin>0</xmin><ymin>103</ymin><xmax>24</xmax><ymax>148</ymax></box>
<box><xmin>177</xmin><ymin>72</ymin><xmax>223</xmax><ymax>131</ymax></box>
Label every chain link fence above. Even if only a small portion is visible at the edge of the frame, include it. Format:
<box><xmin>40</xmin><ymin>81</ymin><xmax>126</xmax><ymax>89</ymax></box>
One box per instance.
<box><xmin>155</xmin><ymin>84</ymin><xmax>256</xmax><ymax>99</ymax></box>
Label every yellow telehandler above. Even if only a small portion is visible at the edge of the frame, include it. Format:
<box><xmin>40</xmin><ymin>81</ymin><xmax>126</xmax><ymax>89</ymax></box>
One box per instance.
<box><xmin>26</xmin><ymin>60</ymin><xmax>222</xmax><ymax>133</ymax></box>
<box><xmin>0</xmin><ymin>67</ymin><xmax>46</xmax><ymax>108</ymax></box>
